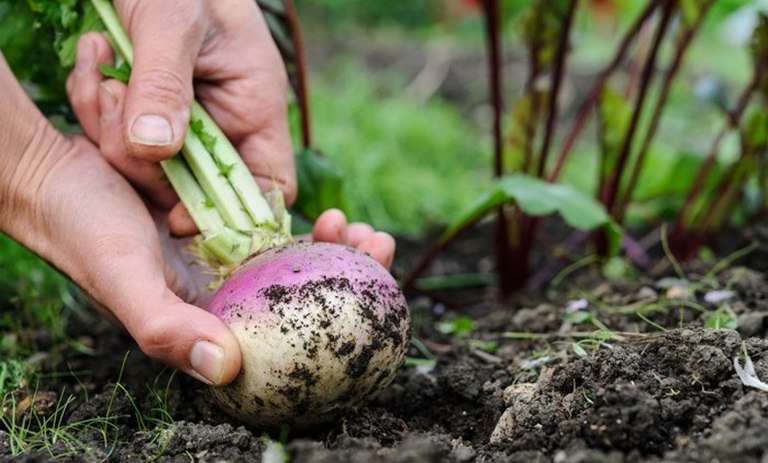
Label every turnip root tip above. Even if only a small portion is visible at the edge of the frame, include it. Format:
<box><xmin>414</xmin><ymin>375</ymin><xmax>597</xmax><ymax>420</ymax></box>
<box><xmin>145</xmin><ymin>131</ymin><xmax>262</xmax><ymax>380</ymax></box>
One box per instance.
<box><xmin>207</xmin><ymin>241</ymin><xmax>410</xmax><ymax>429</ymax></box>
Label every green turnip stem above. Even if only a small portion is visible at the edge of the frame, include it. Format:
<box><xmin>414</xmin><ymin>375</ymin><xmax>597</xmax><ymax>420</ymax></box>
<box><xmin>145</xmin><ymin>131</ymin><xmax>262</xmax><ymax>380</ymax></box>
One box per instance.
<box><xmin>90</xmin><ymin>0</ymin><xmax>133</xmax><ymax>63</ymax></box>
<box><xmin>160</xmin><ymin>156</ymin><xmax>251</xmax><ymax>265</ymax></box>
<box><xmin>89</xmin><ymin>0</ymin><xmax>291</xmax><ymax>270</ymax></box>
<box><xmin>181</xmin><ymin>125</ymin><xmax>257</xmax><ymax>231</ymax></box>
<box><xmin>160</xmin><ymin>156</ymin><xmax>225</xmax><ymax>235</ymax></box>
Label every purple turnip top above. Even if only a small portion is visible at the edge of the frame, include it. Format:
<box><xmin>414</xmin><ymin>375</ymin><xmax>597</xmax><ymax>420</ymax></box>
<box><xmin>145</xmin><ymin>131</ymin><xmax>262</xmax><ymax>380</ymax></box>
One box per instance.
<box><xmin>207</xmin><ymin>241</ymin><xmax>410</xmax><ymax>429</ymax></box>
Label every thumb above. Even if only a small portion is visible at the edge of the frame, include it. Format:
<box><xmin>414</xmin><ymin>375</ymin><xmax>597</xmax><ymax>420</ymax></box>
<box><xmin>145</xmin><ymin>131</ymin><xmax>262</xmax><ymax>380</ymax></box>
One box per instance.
<box><xmin>125</xmin><ymin>297</ymin><xmax>243</xmax><ymax>386</ymax></box>
<box><xmin>100</xmin><ymin>271</ymin><xmax>242</xmax><ymax>386</ymax></box>
<box><xmin>92</xmin><ymin>288</ymin><xmax>242</xmax><ymax>386</ymax></box>
<box><xmin>117</xmin><ymin>1</ymin><xmax>206</xmax><ymax>161</ymax></box>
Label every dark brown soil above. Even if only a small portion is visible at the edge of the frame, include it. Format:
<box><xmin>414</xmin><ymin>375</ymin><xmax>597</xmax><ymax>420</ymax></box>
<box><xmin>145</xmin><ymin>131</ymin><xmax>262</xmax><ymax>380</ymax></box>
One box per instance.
<box><xmin>4</xmin><ymin>221</ymin><xmax>768</xmax><ymax>463</ymax></box>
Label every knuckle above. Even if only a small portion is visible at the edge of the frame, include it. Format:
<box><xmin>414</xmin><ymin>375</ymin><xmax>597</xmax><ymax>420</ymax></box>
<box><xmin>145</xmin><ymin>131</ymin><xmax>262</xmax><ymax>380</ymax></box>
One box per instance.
<box><xmin>98</xmin><ymin>138</ymin><xmax>124</xmax><ymax>164</ymax></box>
<box><xmin>133</xmin><ymin>315</ymin><xmax>178</xmax><ymax>360</ymax></box>
<box><xmin>281</xmin><ymin>176</ymin><xmax>298</xmax><ymax>205</ymax></box>
<box><xmin>132</xmin><ymin>69</ymin><xmax>192</xmax><ymax>109</ymax></box>
<box><xmin>66</xmin><ymin>77</ymin><xmax>90</xmax><ymax>113</ymax></box>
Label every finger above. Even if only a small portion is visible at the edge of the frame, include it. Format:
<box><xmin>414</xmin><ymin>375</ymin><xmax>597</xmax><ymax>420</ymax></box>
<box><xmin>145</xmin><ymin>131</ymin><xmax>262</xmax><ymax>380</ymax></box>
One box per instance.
<box><xmin>168</xmin><ymin>202</ymin><xmax>199</xmax><ymax>237</ymax></box>
<box><xmin>106</xmin><ymin>263</ymin><xmax>241</xmax><ymax>385</ymax></box>
<box><xmin>235</xmin><ymin>127</ymin><xmax>297</xmax><ymax>206</ymax></box>
<box><xmin>310</xmin><ymin>210</ymin><xmax>395</xmax><ymax>269</ymax></box>
<box><xmin>99</xmin><ymin>80</ymin><xmax>178</xmax><ymax>209</ymax></box>
<box><xmin>346</xmin><ymin>223</ymin><xmax>376</xmax><ymax>247</ymax></box>
<box><xmin>119</xmin><ymin>287</ymin><xmax>242</xmax><ymax>386</ymax></box>
<box><xmin>115</xmin><ymin>0</ymin><xmax>206</xmax><ymax>160</ymax></box>
<box><xmin>41</xmin><ymin>141</ymin><xmax>242</xmax><ymax>386</ymax></box>
<box><xmin>200</xmin><ymin>74</ymin><xmax>296</xmax><ymax>205</ymax></box>
<box><xmin>311</xmin><ymin>208</ymin><xmax>348</xmax><ymax>244</ymax></box>
<box><xmin>354</xmin><ymin>232</ymin><xmax>396</xmax><ymax>270</ymax></box>
<box><xmin>66</xmin><ymin>32</ymin><xmax>115</xmax><ymax>142</ymax></box>
<box><xmin>193</xmin><ymin>3</ymin><xmax>296</xmax><ymax>204</ymax></box>
<box><xmin>85</xmin><ymin>227</ymin><xmax>241</xmax><ymax>386</ymax></box>
<box><xmin>158</xmin><ymin>223</ymin><xmax>215</xmax><ymax>305</ymax></box>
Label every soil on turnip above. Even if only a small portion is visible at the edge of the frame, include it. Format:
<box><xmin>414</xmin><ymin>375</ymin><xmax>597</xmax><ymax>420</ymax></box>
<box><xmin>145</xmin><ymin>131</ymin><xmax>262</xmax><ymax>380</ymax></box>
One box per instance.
<box><xmin>4</xmin><ymin>220</ymin><xmax>768</xmax><ymax>463</ymax></box>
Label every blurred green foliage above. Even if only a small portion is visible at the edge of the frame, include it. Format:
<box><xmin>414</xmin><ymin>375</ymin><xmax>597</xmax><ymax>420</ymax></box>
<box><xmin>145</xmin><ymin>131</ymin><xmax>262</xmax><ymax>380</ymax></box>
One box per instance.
<box><xmin>0</xmin><ymin>234</ymin><xmax>76</xmax><ymax>358</ymax></box>
<box><xmin>293</xmin><ymin>0</ymin><xmax>535</xmax><ymax>35</ymax></box>
<box><xmin>307</xmin><ymin>60</ymin><xmax>491</xmax><ymax>236</ymax></box>
<box><xmin>0</xmin><ymin>1</ymin><xmax>74</xmax><ymax>105</ymax></box>
<box><xmin>0</xmin><ymin>235</ymin><xmax>68</xmax><ymax>308</ymax></box>
<box><xmin>294</xmin><ymin>0</ymin><xmax>438</xmax><ymax>29</ymax></box>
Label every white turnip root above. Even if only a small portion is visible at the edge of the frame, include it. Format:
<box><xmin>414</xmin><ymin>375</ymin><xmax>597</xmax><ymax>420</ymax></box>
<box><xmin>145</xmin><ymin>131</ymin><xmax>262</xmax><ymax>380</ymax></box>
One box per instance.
<box><xmin>206</xmin><ymin>241</ymin><xmax>410</xmax><ymax>429</ymax></box>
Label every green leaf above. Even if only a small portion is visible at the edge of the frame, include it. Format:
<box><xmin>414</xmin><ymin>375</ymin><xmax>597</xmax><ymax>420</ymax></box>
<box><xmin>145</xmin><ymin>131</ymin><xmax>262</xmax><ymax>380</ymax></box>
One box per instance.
<box><xmin>0</xmin><ymin>2</ymin><xmax>61</xmax><ymax>103</ymax></box>
<box><xmin>441</xmin><ymin>173</ymin><xmax>620</xmax><ymax>250</ymax></box>
<box><xmin>572</xmin><ymin>342</ymin><xmax>588</xmax><ymax>357</ymax></box>
<box><xmin>0</xmin><ymin>234</ymin><xmax>69</xmax><ymax>306</ymax></box>
<box><xmin>1</xmin><ymin>0</ymin><xmax>104</xmax><ymax>107</ymax></box>
<box><xmin>189</xmin><ymin>119</ymin><xmax>218</xmax><ymax>154</ymax></box>
<box><xmin>751</xmin><ymin>14</ymin><xmax>768</xmax><ymax>99</ymax></box>
<box><xmin>520</xmin><ymin>1</ymin><xmax>569</xmax><ymax>70</ymax></box>
<box><xmin>564</xmin><ymin>310</ymin><xmax>594</xmax><ymax>325</ymax></box>
<box><xmin>436</xmin><ymin>316</ymin><xmax>475</xmax><ymax>337</ymax></box>
<box><xmin>742</xmin><ymin>108</ymin><xmax>768</xmax><ymax>153</ymax></box>
<box><xmin>0</xmin><ymin>359</ymin><xmax>28</xmax><ymax>397</ymax></box>
<box><xmin>679</xmin><ymin>0</ymin><xmax>704</xmax><ymax>28</ymax></box>
<box><xmin>633</xmin><ymin>149</ymin><xmax>710</xmax><ymax>201</ymax></box>
<box><xmin>98</xmin><ymin>62</ymin><xmax>130</xmax><ymax>83</ymax></box>
<box><xmin>704</xmin><ymin>307</ymin><xmax>738</xmax><ymax>330</ymax></box>
<box><xmin>27</xmin><ymin>0</ymin><xmax>102</xmax><ymax>68</ymax></box>
<box><xmin>293</xmin><ymin>147</ymin><xmax>347</xmax><ymax>220</ymax></box>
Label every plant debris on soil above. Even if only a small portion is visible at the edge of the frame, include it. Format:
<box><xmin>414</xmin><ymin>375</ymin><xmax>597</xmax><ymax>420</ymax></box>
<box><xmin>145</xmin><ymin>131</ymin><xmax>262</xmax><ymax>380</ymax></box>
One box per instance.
<box><xmin>4</xmin><ymin>223</ymin><xmax>768</xmax><ymax>463</ymax></box>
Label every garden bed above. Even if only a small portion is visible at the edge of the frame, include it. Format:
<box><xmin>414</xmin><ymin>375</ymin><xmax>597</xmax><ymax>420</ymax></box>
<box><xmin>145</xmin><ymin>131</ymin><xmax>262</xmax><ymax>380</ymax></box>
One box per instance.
<box><xmin>3</xmin><ymin>222</ymin><xmax>768</xmax><ymax>463</ymax></box>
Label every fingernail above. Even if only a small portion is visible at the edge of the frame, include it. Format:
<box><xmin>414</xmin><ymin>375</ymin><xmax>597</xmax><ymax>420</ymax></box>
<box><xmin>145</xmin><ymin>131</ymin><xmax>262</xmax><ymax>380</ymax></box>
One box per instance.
<box><xmin>130</xmin><ymin>114</ymin><xmax>173</xmax><ymax>146</ymax></box>
<box><xmin>75</xmin><ymin>38</ymin><xmax>94</xmax><ymax>74</ymax></box>
<box><xmin>190</xmin><ymin>340</ymin><xmax>225</xmax><ymax>385</ymax></box>
<box><xmin>98</xmin><ymin>83</ymin><xmax>118</xmax><ymax>121</ymax></box>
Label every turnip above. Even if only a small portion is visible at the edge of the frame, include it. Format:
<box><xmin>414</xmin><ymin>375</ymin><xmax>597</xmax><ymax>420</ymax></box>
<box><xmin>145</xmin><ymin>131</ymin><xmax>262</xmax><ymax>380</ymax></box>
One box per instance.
<box><xmin>84</xmin><ymin>0</ymin><xmax>411</xmax><ymax>429</ymax></box>
<box><xmin>208</xmin><ymin>242</ymin><xmax>409</xmax><ymax>428</ymax></box>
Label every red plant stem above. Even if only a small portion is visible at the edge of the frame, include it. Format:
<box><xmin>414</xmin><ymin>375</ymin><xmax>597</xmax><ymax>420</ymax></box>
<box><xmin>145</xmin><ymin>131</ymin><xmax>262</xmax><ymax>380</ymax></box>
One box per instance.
<box><xmin>402</xmin><ymin>0</ymin><xmax>507</xmax><ymax>293</ymax></box>
<box><xmin>519</xmin><ymin>0</ymin><xmax>578</xmax><ymax>280</ymax></box>
<box><xmin>282</xmin><ymin>0</ymin><xmax>313</xmax><ymax>148</ymax></box>
<box><xmin>480</xmin><ymin>0</ymin><xmax>520</xmax><ymax>295</ymax></box>
<box><xmin>547</xmin><ymin>0</ymin><xmax>660</xmax><ymax>183</ymax></box>
<box><xmin>601</xmin><ymin>0</ymin><xmax>676</xmax><ymax>218</ymax></box>
<box><xmin>536</xmin><ymin>0</ymin><xmax>578</xmax><ymax>178</ymax></box>
<box><xmin>482</xmin><ymin>0</ymin><xmax>503</xmax><ymax>178</ymax></box>
<box><xmin>699</xmin><ymin>166</ymin><xmax>742</xmax><ymax>232</ymax></box>
<box><xmin>668</xmin><ymin>46</ymin><xmax>768</xmax><ymax>259</ymax></box>
<box><xmin>675</xmin><ymin>57</ymin><xmax>766</xmax><ymax>231</ymax></box>
<box><xmin>509</xmin><ymin>3</ymin><xmax>548</xmax><ymax>293</ymax></box>
<box><xmin>614</xmin><ymin>1</ymin><xmax>714</xmax><ymax>222</ymax></box>
<box><xmin>399</xmin><ymin>220</ymin><xmax>476</xmax><ymax>292</ymax></box>
<box><xmin>520</xmin><ymin>4</ymin><xmax>545</xmax><ymax>174</ymax></box>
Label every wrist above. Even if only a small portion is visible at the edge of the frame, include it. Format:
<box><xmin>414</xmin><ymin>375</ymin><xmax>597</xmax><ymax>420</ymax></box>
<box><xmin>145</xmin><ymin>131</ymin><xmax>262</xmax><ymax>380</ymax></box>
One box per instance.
<box><xmin>0</xmin><ymin>56</ymin><xmax>71</xmax><ymax>249</ymax></box>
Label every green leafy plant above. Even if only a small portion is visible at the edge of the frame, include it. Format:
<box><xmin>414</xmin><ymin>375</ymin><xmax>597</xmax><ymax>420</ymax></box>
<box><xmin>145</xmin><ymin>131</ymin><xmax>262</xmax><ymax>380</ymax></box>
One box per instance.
<box><xmin>435</xmin><ymin>315</ymin><xmax>497</xmax><ymax>354</ymax></box>
<box><xmin>406</xmin><ymin>0</ymin><xmax>768</xmax><ymax>297</ymax></box>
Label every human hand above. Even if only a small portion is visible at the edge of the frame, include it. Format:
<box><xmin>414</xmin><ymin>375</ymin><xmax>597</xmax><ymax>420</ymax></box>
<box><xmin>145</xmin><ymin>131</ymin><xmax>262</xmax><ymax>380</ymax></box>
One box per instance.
<box><xmin>68</xmin><ymin>0</ymin><xmax>292</xmax><ymax>213</ymax></box>
<box><xmin>1</xmin><ymin>55</ymin><xmax>242</xmax><ymax>386</ymax></box>
<box><xmin>66</xmin><ymin>0</ymin><xmax>396</xmax><ymax>268</ymax></box>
